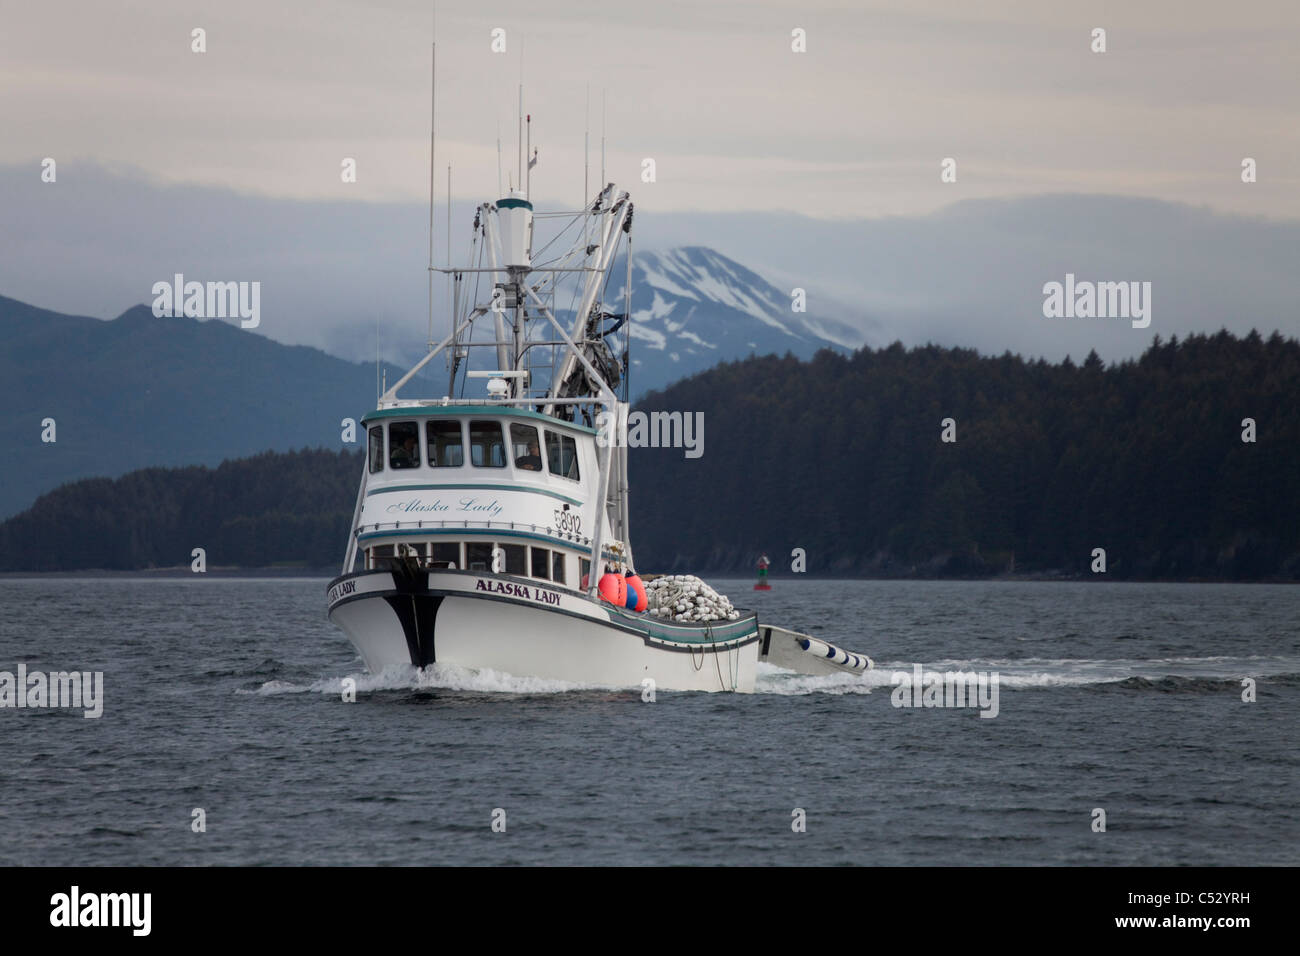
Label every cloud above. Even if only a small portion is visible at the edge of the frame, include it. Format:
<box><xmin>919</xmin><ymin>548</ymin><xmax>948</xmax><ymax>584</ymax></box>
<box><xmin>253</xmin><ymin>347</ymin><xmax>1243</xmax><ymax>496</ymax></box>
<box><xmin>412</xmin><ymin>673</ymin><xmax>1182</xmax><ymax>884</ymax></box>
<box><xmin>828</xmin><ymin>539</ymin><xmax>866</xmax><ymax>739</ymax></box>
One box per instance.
<box><xmin>1</xmin><ymin>164</ymin><xmax>1295</xmax><ymax>369</ymax></box>
<box><xmin>1</xmin><ymin>0</ymin><xmax>1296</xmax><ymax>216</ymax></box>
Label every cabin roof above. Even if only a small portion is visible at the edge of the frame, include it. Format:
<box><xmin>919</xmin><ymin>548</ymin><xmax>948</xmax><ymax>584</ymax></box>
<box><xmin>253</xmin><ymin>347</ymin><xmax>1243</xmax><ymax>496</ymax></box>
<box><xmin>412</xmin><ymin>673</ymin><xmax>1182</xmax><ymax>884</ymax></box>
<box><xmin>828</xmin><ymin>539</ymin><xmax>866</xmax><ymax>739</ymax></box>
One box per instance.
<box><xmin>361</xmin><ymin>404</ymin><xmax>597</xmax><ymax>435</ymax></box>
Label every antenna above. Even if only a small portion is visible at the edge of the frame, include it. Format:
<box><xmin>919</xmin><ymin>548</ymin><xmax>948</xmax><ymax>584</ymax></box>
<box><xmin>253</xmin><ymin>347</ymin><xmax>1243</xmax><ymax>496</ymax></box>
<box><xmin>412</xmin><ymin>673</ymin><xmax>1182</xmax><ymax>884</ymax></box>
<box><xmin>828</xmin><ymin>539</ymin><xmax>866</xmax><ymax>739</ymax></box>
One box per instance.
<box><xmin>517</xmin><ymin>38</ymin><xmax>524</xmax><ymax>192</ymax></box>
<box><xmin>584</xmin><ymin>83</ymin><xmax>590</xmax><ymax>205</ymax></box>
<box><xmin>584</xmin><ymin>83</ymin><xmax>591</xmax><ymax>249</ymax></box>
<box><xmin>434</xmin><ymin>41</ymin><xmax>444</xmax><ymax>348</ymax></box>
<box><xmin>496</xmin><ymin>125</ymin><xmax>503</xmax><ymax>196</ymax></box>
<box><xmin>447</xmin><ymin>162</ymin><xmax>453</xmax><ymax>362</ymax></box>
<box><xmin>601</xmin><ymin>88</ymin><xmax>606</xmax><ymax>187</ymax></box>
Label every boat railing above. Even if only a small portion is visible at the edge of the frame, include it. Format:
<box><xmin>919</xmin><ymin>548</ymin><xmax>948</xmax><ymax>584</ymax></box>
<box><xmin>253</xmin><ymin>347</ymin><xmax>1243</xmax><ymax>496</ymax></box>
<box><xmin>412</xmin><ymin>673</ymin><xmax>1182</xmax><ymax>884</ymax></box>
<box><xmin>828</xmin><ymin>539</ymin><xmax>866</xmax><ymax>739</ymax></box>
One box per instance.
<box><xmin>376</xmin><ymin>396</ymin><xmax>606</xmax><ymax>412</ymax></box>
<box><xmin>355</xmin><ymin>518</ymin><xmax>593</xmax><ymax>546</ymax></box>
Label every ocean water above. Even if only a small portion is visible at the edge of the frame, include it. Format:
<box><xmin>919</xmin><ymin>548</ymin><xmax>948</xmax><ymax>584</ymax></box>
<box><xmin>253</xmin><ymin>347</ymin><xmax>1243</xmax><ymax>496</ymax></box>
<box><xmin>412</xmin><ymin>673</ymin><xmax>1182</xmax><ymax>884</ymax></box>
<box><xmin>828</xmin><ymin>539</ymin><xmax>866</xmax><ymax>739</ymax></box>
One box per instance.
<box><xmin>0</xmin><ymin>577</ymin><xmax>1296</xmax><ymax>866</ymax></box>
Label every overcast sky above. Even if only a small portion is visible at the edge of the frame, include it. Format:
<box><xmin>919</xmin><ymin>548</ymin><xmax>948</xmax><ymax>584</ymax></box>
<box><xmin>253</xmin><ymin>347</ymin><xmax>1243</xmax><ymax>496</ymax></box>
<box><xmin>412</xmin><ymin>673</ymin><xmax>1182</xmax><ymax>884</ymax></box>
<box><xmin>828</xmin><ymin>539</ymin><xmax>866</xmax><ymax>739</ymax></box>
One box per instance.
<box><xmin>3</xmin><ymin>0</ymin><xmax>1297</xmax><ymax>218</ymax></box>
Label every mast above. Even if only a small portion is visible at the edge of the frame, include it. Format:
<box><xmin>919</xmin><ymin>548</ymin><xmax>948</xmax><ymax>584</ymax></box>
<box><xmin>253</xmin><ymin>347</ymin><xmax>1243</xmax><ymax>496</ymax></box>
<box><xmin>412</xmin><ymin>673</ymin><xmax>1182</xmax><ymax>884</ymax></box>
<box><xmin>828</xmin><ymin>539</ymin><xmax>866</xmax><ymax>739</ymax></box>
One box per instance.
<box><xmin>482</xmin><ymin>208</ymin><xmax>511</xmax><ymax>374</ymax></box>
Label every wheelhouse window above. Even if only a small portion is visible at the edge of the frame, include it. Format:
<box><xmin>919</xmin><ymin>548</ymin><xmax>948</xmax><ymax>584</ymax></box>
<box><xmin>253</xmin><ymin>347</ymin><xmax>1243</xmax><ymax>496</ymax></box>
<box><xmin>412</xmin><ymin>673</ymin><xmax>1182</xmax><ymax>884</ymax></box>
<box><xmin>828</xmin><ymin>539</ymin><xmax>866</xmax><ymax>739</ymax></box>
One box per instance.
<box><xmin>368</xmin><ymin>426</ymin><xmax>385</xmax><ymax>473</ymax></box>
<box><xmin>388</xmin><ymin>421</ymin><xmax>420</xmax><ymax>469</ymax></box>
<box><xmin>466</xmin><ymin>543</ymin><xmax>493</xmax><ymax>571</ymax></box>
<box><xmin>552</xmin><ymin>552</ymin><xmax>566</xmax><ymax>584</ymax></box>
<box><xmin>545</xmin><ymin>430</ymin><xmax>581</xmax><ymax>481</ymax></box>
<box><xmin>427</xmin><ymin>420</ymin><xmax>464</xmax><ymax>467</ymax></box>
<box><xmin>501</xmin><ymin>544</ymin><xmax>526</xmax><ymax>575</ymax></box>
<box><xmin>465</xmin><ymin>542</ymin><xmax>523</xmax><ymax>573</ymax></box>
<box><xmin>429</xmin><ymin>542</ymin><xmax>460</xmax><ymax>568</ymax></box>
<box><xmin>469</xmin><ymin>420</ymin><xmax>506</xmax><ymax>467</ymax></box>
<box><xmin>511</xmin><ymin>423</ymin><xmax>543</xmax><ymax>472</ymax></box>
<box><xmin>531</xmin><ymin>546</ymin><xmax>550</xmax><ymax>579</ymax></box>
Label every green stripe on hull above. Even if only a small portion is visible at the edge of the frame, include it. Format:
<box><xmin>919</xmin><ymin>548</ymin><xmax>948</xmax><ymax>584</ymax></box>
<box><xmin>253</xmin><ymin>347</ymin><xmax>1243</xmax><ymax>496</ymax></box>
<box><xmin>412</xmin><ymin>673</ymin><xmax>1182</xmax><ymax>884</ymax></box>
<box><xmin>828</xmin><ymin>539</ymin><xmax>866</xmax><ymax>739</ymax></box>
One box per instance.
<box><xmin>609</xmin><ymin>606</ymin><xmax>758</xmax><ymax>645</ymax></box>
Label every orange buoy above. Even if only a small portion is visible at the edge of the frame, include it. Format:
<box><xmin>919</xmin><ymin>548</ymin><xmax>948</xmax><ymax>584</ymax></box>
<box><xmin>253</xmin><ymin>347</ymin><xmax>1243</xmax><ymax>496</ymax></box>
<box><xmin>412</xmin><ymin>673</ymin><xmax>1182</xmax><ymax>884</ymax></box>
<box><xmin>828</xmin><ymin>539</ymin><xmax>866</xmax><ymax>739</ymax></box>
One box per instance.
<box><xmin>597</xmin><ymin>573</ymin><xmax>627</xmax><ymax>607</ymax></box>
<box><xmin>624</xmin><ymin>573</ymin><xmax>648</xmax><ymax>612</ymax></box>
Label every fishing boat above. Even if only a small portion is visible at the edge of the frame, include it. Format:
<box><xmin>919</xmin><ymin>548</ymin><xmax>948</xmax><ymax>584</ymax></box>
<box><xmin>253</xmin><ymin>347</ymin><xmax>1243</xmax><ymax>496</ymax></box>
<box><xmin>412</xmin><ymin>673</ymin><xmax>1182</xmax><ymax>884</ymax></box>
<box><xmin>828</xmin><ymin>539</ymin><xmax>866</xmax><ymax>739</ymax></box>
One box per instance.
<box><xmin>325</xmin><ymin>111</ymin><xmax>872</xmax><ymax>691</ymax></box>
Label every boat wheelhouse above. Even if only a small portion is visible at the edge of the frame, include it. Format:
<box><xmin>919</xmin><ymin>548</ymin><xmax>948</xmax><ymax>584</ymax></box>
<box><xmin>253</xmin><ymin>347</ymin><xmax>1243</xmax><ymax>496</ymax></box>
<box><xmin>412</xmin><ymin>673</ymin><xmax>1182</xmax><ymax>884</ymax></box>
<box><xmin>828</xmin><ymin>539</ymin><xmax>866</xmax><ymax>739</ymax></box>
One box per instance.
<box><xmin>353</xmin><ymin>406</ymin><xmax>601</xmax><ymax>585</ymax></box>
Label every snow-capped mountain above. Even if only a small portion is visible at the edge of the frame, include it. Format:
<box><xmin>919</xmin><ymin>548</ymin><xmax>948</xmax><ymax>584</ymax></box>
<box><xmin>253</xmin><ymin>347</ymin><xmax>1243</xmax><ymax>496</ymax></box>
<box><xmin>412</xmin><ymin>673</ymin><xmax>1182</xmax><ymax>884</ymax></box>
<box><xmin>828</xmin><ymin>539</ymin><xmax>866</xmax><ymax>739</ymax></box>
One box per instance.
<box><xmin>618</xmin><ymin>247</ymin><xmax>865</xmax><ymax>397</ymax></box>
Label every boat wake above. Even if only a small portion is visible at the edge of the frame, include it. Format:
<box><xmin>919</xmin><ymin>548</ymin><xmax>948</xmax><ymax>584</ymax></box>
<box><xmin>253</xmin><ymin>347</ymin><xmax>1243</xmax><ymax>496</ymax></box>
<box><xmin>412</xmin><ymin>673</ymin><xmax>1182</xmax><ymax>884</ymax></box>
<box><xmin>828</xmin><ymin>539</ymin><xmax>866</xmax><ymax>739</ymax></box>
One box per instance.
<box><xmin>854</xmin><ymin>655</ymin><xmax>1300</xmax><ymax>692</ymax></box>
<box><xmin>754</xmin><ymin>663</ymin><xmax>876</xmax><ymax>695</ymax></box>
<box><xmin>247</xmin><ymin>662</ymin><xmax>617</xmax><ymax>697</ymax></box>
<box><xmin>245</xmin><ymin>656</ymin><xmax>1300</xmax><ymax>698</ymax></box>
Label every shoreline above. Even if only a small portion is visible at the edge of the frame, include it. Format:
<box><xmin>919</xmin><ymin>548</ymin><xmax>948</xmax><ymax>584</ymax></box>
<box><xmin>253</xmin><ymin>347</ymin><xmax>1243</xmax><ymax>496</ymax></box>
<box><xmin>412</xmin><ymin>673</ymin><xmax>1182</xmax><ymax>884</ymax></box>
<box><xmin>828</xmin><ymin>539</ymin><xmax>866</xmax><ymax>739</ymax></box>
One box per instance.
<box><xmin>0</xmin><ymin>568</ymin><xmax>1295</xmax><ymax>584</ymax></box>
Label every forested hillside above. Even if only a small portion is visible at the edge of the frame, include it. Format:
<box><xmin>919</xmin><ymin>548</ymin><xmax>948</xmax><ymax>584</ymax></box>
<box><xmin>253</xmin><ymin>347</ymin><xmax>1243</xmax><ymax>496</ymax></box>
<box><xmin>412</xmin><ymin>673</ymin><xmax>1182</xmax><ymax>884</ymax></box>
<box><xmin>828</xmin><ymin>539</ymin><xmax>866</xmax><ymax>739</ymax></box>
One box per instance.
<box><xmin>0</xmin><ymin>449</ymin><xmax>360</xmax><ymax>571</ymax></box>
<box><xmin>2</xmin><ymin>331</ymin><xmax>1296</xmax><ymax>579</ymax></box>
<box><xmin>631</xmin><ymin>330</ymin><xmax>1299</xmax><ymax>579</ymax></box>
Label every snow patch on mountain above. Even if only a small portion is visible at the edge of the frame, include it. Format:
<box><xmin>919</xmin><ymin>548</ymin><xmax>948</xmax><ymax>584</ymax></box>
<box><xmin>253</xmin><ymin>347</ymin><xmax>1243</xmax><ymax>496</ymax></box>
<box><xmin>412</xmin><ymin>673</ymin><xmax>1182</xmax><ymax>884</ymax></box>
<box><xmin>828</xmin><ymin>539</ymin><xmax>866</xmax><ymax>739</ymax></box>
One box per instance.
<box><xmin>628</xmin><ymin>323</ymin><xmax>667</xmax><ymax>350</ymax></box>
<box><xmin>677</xmin><ymin>328</ymin><xmax>717</xmax><ymax>349</ymax></box>
<box><xmin>637</xmin><ymin>248</ymin><xmax>792</xmax><ymax>333</ymax></box>
<box><xmin>613</xmin><ymin>245</ymin><xmax>867</xmax><ymax>395</ymax></box>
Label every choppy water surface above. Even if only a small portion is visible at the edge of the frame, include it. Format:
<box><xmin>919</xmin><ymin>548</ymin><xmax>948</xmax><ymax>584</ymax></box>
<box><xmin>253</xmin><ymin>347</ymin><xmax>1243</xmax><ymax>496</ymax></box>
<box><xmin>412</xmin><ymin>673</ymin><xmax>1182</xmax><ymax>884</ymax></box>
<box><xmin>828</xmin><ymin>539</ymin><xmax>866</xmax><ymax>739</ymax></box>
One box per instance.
<box><xmin>0</xmin><ymin>578</ymin><xmax>1296</xmax><ymax>865</ymax></box>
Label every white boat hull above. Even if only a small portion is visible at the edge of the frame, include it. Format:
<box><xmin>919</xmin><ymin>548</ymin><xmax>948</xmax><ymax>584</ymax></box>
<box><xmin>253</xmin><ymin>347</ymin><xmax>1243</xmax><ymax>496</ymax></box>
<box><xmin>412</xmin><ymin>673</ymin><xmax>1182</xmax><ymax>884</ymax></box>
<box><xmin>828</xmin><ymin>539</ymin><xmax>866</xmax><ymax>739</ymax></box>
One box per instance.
<box><xmin>327</xmin><ymin>568</ymin><xmax>760</xmax><ymax>693</ymax></box>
